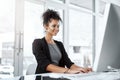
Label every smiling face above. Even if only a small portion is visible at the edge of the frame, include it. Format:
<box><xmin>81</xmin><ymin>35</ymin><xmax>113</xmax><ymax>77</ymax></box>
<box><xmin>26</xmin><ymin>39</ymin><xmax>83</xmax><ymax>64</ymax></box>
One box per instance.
<box><xmin>45</xmin><ymin>19</ymin><xmax>60</xmax><ymax>36</ymax></box>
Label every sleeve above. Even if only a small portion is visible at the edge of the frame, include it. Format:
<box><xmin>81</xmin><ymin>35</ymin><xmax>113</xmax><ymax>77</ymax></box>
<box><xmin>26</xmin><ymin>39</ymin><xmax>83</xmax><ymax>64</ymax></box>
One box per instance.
<box><xmin>32</xmin><ymin>39</ymin><xmax>52</xmax><ymax>72</ymax></box>
<box><xmin>59</xmin><ymin>42</ymin><xmax>74</xmax><ymax>68</ymax></box>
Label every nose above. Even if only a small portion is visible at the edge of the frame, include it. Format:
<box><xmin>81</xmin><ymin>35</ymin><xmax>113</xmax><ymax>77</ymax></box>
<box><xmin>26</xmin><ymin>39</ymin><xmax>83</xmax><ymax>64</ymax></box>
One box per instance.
<box><xmin>55</xmin><ymin>26</ymin><xmax>59</xmax><ymax>30</ymax></box>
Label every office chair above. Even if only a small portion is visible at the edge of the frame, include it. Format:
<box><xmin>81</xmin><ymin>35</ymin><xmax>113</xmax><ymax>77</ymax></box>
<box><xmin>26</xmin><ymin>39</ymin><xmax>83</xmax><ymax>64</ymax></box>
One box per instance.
<box><xmin>26</xmin><ymin>63</ymin><xmax>37</xmax><ymax>75</ymax></box>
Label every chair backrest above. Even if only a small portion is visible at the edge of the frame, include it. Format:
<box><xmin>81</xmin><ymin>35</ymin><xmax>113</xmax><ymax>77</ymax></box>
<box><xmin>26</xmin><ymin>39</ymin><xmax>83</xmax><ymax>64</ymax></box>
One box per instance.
<box><xmin>26</xmin><ymin>63</ymin><xmax>37</xmax><ymax>75</ymax></box>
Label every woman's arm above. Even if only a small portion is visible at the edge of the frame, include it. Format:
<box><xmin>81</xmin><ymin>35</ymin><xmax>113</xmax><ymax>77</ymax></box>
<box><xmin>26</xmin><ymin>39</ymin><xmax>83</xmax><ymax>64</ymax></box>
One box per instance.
<box><xmin>32</xmin><ymin>39</ymin><xmax>52</xmax><ymax>73</ymax></box>
<box><xmin>46</xmin><ymin>64</ymin><xmax>68</xmax><ymax>73</ymax></box>
<box><xmin>46</xmin><ymin>64</ymin><xmax>80</xmax><ymax>74</ymax></box>
<box><xmin>58</xmin><ymin>42</ymin><xmax>74</xmax><ymax>68</ymax></box>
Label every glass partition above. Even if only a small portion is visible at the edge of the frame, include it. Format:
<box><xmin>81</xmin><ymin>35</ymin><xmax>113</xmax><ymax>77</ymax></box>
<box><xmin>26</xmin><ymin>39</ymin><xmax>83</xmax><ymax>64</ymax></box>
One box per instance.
<box><xmin>0</xmin><ymin>0</ymin><xmax>15</xmax><ymax>78</ymax></box>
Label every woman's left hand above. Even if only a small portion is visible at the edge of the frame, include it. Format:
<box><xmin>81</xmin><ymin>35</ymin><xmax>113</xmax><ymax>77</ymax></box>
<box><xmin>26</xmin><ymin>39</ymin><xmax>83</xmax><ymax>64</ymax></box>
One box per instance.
<box><xmin>76</xmin><ymin>67</ymin><xmax>92</xmax><ymax>73</ymax></box>
<box><xmin>70</xmin><ymin>64</ymin><xmax>92</xmax><ymax>73</ymax></box>
<box><xmin>83</xmin><ymin>67</ymin><xmax>92</xmax><ymax>73</ymax></box>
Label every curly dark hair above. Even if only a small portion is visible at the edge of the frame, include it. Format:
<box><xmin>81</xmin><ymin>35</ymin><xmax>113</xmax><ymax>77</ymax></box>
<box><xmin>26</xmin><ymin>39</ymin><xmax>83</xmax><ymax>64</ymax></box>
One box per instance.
<box><xmin>42</xmin><ymin>9</ymin><xmax>62</xmax><ymax>26</ymax></box>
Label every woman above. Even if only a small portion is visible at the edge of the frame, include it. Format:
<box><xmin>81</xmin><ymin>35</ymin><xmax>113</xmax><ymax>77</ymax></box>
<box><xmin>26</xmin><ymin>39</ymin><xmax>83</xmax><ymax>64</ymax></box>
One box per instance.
<box><xmin>32</xmin><ymin>9</ymin><xmax>92</xmax><ymax>74</ymax></box>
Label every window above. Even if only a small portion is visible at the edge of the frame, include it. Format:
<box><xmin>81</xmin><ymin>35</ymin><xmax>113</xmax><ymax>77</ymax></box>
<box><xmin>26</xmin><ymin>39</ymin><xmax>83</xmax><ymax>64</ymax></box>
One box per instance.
<box><xmin>49</xmin><ymin>0</ymin><xmax>65</xmax><ymax>3</ymax></box>
<box><xmin>70</xmin><ymin>0</ymin><xmax>93</xmax><ymax>10</ymax></box>
<box><xmin>23</xmin><ymin>1</ymin><xmax>45</xmax><ymax>75</ymax></box>
<box><xmin>0</xmin><ymin>0</ymin><xmax>15</xmax><ymax>78</ymax></box>
<box><xmin>69</xmin><ymin>9</ymin><xmax>93</xmax><ymax>67</ymax></box>
<box><xmin>99</xmin><ymin>0</ymin><xmax>106</xmax><ymax>15</ymax></box>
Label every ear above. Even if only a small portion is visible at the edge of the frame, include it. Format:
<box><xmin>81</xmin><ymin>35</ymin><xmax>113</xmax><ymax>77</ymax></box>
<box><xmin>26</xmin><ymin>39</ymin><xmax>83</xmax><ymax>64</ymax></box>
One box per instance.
<box><xmin>44</xmin><ymin>25</ymin><xmax>48</xmax><ymax>30</ymax></box>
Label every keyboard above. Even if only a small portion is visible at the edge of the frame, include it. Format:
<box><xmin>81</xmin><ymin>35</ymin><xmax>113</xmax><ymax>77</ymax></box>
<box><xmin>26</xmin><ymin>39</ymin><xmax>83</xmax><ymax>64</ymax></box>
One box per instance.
<box><xmin>41</xmin><ymin>72</ymin><xmax>120</xmax><ymax>80</ymax></box>
<box><xmin>62</xmin><ymin>72</ymin><xmax>100</xmax><ymax>80</ymax></box>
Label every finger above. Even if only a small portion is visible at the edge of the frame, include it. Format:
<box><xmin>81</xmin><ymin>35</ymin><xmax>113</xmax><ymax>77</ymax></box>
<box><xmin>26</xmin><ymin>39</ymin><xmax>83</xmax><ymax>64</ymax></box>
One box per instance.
<box><xmin>87</xmin><ymin>68</ymin><xmax>92</xmax><ymax>72</ymax></box>
<box><xmin>80</xmin><ymin>69</ymin><xmax>87</xmax><ymax>73</ymax></box>
<box><xmin>78</xmin><ymin>71</ymin><xmax>84</xmax><ymax>73</ymax></box>
<box><xmin>75</xmin><ymin>71</ymin><xmax>80</xmax><ymax>74</ymax></box>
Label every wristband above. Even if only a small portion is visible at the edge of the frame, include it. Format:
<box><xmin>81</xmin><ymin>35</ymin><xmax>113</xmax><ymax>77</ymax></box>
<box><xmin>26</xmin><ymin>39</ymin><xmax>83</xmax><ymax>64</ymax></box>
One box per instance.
<box><xmin>64</xmin><ymin>69</ymin><xmax>70</xmax><ymax>73</ymax></box>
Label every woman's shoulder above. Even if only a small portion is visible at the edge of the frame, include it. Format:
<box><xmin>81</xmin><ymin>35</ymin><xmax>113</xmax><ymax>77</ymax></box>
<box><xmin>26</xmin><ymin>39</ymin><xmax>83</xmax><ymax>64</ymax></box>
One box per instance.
<box><xmin>33</xmin><ymin>38</ymin><xmax>41</xmax><ymax>42</ymax></box>
<box><xmin>33</xmin><ymin>37</ymin><xmax>45</xmax><ymax>43</ymax></box>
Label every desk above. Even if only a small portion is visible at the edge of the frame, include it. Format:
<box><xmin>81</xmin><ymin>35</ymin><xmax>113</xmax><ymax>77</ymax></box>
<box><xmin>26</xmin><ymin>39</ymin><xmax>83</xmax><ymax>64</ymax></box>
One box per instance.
<box><xmin>0</xmin><ymin>72</ymin><xmax>120</xmax><ymax>80</ymax></box>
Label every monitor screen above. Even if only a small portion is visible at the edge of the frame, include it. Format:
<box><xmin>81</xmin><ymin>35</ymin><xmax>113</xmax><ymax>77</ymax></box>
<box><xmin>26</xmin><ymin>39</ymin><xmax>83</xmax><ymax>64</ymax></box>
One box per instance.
<box><xmin>93</xmin><ymin>4</ymin><xmax>120</xmax><ymax>72</ymax></box>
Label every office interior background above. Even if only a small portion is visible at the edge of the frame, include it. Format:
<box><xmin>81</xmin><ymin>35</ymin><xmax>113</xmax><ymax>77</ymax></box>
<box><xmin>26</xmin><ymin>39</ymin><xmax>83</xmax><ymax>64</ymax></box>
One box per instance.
<box><xmin>0</xmin><ymin>0</ymin><xmax>120</xmax><ymax>78</ymax></box>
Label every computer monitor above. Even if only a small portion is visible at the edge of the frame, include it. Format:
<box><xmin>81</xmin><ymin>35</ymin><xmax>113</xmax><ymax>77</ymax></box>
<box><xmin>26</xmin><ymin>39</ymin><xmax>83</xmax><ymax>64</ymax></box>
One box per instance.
<box><xmin>93</xmin><ymin>4</ymin><xmax>120</xmax><ymax>72</ymax></box>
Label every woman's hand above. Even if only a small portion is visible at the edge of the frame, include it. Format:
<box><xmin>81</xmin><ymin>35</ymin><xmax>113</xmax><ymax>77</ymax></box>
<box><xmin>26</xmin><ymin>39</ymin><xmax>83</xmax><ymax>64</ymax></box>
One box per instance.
<box><xmin>86</xmin><ymin>67</ymin><xmax>92</xmax><ymax>72</ymax></box>
<box><xmin>79</xmin><ymin>67</ymin><xmax>92</xmax><ymax>73</ymax></box>
<box><xmin>65</xmin><ymin>68</ymin><xmax>92</xmax><ymax>74</ymax></box>
<box><xmin>65</xmin><ymin>69</ymin><xmax>80</xmax><ymax>74</ymax></box>
<box><xmin>70</xmin><ymin>64</ymin><xmax>92</xmax><ymax>73</ymax></box>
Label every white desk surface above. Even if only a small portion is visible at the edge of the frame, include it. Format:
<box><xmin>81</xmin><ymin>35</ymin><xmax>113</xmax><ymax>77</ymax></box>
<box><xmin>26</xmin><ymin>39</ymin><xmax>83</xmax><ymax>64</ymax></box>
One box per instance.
<box><xmin>40</xmin><ymin>72</ymin><xmax>120</xmax><ymax>80</ymax></box>
<box><xmin>0</xmin><ymin>71</ymin><xmax>120</xmax><ymax>80</ymax></box>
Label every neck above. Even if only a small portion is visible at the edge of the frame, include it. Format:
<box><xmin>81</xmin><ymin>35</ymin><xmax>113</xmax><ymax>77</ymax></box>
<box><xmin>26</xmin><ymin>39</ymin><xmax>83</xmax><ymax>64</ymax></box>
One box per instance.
<box><xmin>45</xmin><ymin>34</ymin><xmax>54</xmax><ymax>44</ymax></box>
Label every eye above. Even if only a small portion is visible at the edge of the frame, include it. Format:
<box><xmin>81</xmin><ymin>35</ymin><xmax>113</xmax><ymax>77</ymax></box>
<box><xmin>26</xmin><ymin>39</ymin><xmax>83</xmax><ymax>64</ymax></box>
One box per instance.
<box><xmin>52</xmin><ymin>25</ymin><xmax>56</xmax><ymax>28</ymax></box>
<box><xmin>52</xmin><ymin>24</ymin><xmax>59</xmax><ymax>28</ymax></box>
